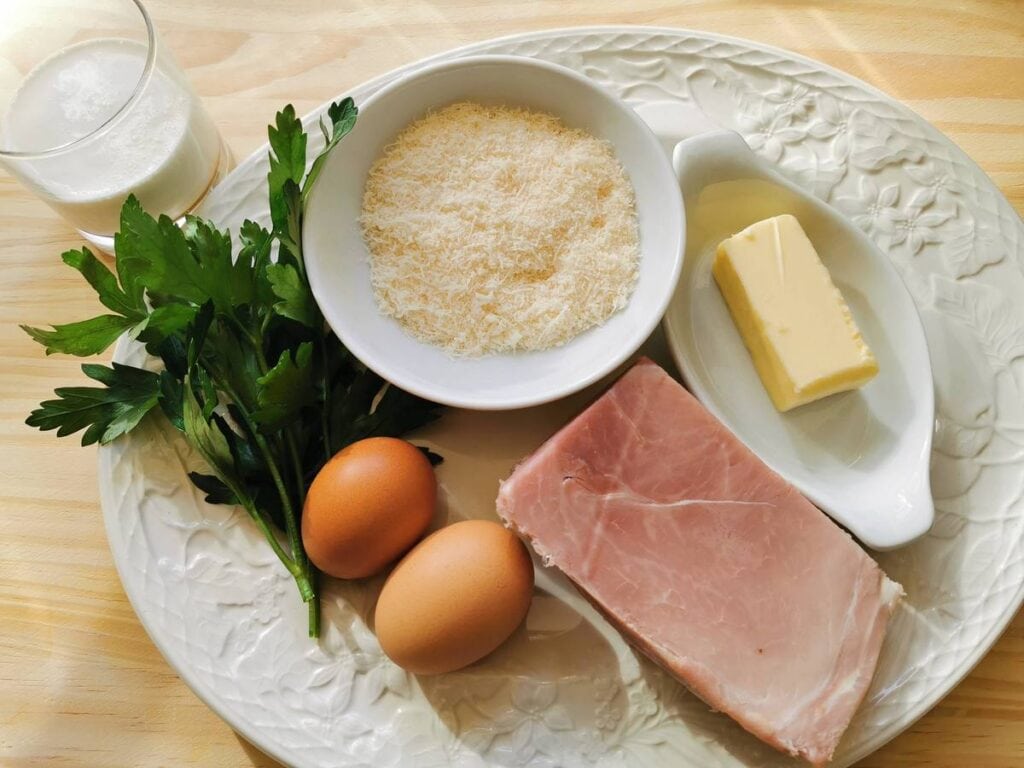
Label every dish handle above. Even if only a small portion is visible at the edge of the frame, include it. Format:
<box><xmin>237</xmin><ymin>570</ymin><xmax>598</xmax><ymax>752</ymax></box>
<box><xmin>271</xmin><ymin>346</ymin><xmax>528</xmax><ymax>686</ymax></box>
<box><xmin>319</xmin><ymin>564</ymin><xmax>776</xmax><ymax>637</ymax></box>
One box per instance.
<box><xmin>633</xmin><ymin>100</ymin><xmax>778</xmax><ymax>196</ymax></box>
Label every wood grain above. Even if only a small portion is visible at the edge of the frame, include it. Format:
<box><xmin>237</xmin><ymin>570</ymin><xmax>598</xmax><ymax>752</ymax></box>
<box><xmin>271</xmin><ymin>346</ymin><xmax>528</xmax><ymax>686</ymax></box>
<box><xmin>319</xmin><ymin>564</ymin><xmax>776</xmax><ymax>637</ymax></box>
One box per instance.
<box><xmin>1</xmin><ymin>1</ymin><xmax>1021</xmax><ymax>766</ymax></box>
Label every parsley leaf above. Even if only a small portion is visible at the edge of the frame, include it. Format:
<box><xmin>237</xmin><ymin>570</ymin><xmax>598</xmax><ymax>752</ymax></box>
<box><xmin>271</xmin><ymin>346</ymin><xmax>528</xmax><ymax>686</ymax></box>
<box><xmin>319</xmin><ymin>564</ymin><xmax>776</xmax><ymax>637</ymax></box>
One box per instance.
<box><xmin>182</xmin><ymin>371</ymin><xmax>237</xmax><ymax>482</ymax></box>
<box><xmin>22</xmin><ymin>315</ymin><xmax>137</xmax><ymax>357</ymax></box>
<box><xmin>253</xmin><ymin>342</ymin><xmax>315</xmax><ymax>432</ymax></box>
<box><xmin>62</xmin><ymin>247</ymin><xmax>146</xmax><ymax>319</ymax></box>
<box><xmin>188</xmin><ymin>472</ymin><xmax>239</xmax><ymax>505</ymax></box>
<box><xmin>134</xmin><ymin>303</ymin><xmax>197</xmax><ymax>345</ymax></box>
<box><xmin>268</xmin><ymin>105</ymin><xmax>306</xmax><ymax>243</ymax></box>
<box><xmin>26</xmin><ymin>362</ymin><xmax>161</xmax><ymax>445</ymax></box>
<box><xmin>324</xmin><ymin>338</ymin><xmax>442</xmax><ymax>455</ymax></box>
<box><xmin>304</xmin><ymin>97</ymin><xmax>358</xmax><ymax>201</ymax></box>
<box><xmin>116</xmin><ymin>199</ymin><xmax>256</xmax><ymax>319</ymax></box>
<box><xmin>240</xmin><ymin>220</ymin><xmax>276</xmax><ymax>308</ymax></box>
<box><xmin>182</xmin><ymin>215</ymin><xmax>255</xmax><ymax>314</ymax></box>
<box><xmin>158</xmin><ymin>370</ymin><xmax>184</xmax><ymax>431</ymax></box>
<box><xmin>266</xmin><ymin>262</ymin><xmax>318</xmax><ymax>328</ymax></box>
<box><xmin>21</xmin><ymin>246</ymin><xmax>150</xmax><ymax>356</ymax></box>
<box><xmin>115</xmin><ymin>197</ymin><xmax>207</xmax><ymax>305</ymax></box>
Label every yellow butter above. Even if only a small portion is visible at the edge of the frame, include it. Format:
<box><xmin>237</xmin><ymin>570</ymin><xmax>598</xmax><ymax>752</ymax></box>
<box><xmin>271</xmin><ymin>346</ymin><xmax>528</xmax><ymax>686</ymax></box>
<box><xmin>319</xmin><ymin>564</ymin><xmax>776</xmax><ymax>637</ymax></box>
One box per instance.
<box><xmin>712</xmin><ymin>214</ymin><xmax>878</xmax><ymax>412</ymax></box>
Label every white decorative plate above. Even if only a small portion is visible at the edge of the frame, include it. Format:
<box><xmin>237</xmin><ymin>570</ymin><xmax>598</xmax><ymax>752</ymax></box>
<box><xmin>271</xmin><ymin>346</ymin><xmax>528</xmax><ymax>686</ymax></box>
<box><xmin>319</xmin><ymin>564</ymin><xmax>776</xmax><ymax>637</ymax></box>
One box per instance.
<box><xmin>100</xmin><ymin>26</ymin><xmax>1024</xmax><ymax>768</ymax></box>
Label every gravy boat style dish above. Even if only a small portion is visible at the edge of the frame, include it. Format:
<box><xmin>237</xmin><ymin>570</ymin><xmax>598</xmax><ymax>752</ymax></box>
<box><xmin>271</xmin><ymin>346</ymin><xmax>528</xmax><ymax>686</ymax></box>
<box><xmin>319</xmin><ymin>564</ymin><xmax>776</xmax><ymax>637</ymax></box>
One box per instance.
<box><xmin>637</xmin><ymin>101</ymin><xmax>935</xmax><ymax>550</ymax></box>
<box><xmin>303</xmin><ymin>56</ymin><xmax>684</xmax><ymax>410</ymax></box>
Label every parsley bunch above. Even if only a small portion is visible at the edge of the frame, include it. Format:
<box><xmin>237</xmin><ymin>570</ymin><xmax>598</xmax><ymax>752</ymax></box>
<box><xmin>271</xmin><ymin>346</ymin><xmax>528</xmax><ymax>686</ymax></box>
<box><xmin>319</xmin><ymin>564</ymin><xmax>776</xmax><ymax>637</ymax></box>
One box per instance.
<box><xmin>23</xmin><ymin>101</ymin><xmax>442</xmax><ymax>637</ymax></box>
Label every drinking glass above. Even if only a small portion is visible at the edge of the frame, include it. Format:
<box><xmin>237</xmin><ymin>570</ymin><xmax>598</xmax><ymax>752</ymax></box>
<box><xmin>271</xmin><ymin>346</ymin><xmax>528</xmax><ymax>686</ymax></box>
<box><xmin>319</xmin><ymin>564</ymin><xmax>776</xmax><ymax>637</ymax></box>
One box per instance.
<box><xmin>0</xmin><ymin>0</ymin><xmax>230</xmax><ymax>252</ymax></box>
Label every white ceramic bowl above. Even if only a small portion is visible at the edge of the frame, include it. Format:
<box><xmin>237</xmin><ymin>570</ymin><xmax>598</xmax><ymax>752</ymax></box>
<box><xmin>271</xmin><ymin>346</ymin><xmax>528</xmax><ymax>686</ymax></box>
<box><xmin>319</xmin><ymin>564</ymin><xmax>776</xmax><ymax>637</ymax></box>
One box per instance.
<box><xmin>304</xmin><ymin>55</ymin><xmax>684</xmax><ymax>409</ymax></box>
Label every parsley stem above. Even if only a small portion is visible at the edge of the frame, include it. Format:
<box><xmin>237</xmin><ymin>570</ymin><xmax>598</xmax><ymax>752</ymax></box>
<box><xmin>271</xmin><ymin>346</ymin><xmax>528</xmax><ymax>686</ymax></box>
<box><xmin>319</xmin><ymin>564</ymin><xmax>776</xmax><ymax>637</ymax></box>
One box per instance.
<box><xmin>217</xmin><ymin>377</ymin><xmax>316</xmax><ymax>614</ymax></box>
<box><xmin>285</xmin><ymin>432</ymin><xmax>306</xmax><ymax>505</ymax></box>
<box><xmin>251</xmin><ymin>429</ymin><xmax>310</xmax><ymax>589</ymax></box>
<box><xmin>242</xmin><ymin>498</ymin><xmax>298</xmax><ymax>576</ymax></box>
<box><xmin>288</xmin><ymin>206</ymin><xmax>305</xmax><ymax>283</ymax></box>
<box><xmin>248</xmin><ymin>421</ymin><xmax>316</xmax><ymax>616</ymax></box>
<box><xmin>225</xmin><ymin>314</ymin><xmax>263</xmax><ymax>363</ymax></box>
<box><xmin>190</xmin><ymin>443</ymin><xmax>297</xmax><ymax>575</ymax></box>
<box><xmin>252</xmin><ymin>338</ymin><xmax>270</xmax><ymax>373</ymax></box>
<box><xmin>237</xmin><ymin>325</ymin><xmax>309</xmax><ymax>509</ymax></box>
<box><xmin>307</xmin><ymin>567</ymin><xmax>320</xmax><ymax>637</ymax></box>
<box><xmin>319</xmin><ymin>337</ymin><xmax>332</xmax><ymax>461</ymax></box>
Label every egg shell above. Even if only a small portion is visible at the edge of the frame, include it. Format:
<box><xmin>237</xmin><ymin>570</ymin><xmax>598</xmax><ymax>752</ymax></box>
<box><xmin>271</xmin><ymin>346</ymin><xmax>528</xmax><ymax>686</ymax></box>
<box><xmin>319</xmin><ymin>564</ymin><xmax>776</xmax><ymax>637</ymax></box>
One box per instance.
<box><xmin>301</xmin><ymin>437</ymin><xmax>436</xmax><ymax>579</ymax></box>
<box><xmin>374</xmin><ymin>519</ymin><xmax>534</xmax><ymax>675</ymax></box>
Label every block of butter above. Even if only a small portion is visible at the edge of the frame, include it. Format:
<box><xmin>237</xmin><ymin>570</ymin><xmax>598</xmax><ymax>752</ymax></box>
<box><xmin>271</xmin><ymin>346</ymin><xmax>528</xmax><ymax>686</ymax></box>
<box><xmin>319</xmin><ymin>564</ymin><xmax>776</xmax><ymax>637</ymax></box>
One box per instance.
<box><xmin>713</xmin><ymin>214</ymin><xmax>878</xmax><ymax>412</ymax></box>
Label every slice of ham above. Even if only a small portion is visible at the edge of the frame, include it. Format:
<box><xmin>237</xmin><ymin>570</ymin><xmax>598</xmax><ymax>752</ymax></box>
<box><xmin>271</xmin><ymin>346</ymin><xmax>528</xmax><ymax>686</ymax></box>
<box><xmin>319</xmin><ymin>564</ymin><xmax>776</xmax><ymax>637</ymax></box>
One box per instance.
<box><xmin>496</xmin><ymin>358</ymin><xmax>900</xmax><ymax>766</ymax></box>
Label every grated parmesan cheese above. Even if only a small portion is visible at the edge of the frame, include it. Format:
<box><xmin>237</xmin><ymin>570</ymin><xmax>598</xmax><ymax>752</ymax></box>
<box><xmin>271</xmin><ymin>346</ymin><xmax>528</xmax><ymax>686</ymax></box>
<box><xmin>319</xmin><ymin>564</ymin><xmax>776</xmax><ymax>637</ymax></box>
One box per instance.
<box><xmin>360</xmin><ymin>102</ymin><xmax>640</xmax><ymax>356</ymax></box>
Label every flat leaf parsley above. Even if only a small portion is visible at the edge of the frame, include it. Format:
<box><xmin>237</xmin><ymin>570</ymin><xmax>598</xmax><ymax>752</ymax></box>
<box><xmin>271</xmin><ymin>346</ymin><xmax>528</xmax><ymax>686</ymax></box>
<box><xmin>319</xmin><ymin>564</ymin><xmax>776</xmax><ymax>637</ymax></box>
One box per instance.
<box><xmin>24</xmin><ymin>99</ymin><xmax>442</xmax><ymax>636</ymax></box>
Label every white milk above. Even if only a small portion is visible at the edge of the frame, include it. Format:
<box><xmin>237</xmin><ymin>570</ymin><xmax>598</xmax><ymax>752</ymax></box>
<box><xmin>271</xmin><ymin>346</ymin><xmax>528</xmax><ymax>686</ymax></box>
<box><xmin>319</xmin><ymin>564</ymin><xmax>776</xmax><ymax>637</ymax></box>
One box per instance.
<box><xmin>0</xmin><ymin>38</ymin><xmax>221</xmax><ymax>235</ymax></box>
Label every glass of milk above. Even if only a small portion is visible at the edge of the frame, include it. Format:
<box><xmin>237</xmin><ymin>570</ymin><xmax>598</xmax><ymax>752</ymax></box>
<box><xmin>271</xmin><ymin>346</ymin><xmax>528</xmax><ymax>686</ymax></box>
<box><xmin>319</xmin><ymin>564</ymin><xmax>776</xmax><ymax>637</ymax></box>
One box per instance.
<box><xmin>0</xmin><ymin>0</ymin><xmax>229</xmax><ymax>252</ymax></box>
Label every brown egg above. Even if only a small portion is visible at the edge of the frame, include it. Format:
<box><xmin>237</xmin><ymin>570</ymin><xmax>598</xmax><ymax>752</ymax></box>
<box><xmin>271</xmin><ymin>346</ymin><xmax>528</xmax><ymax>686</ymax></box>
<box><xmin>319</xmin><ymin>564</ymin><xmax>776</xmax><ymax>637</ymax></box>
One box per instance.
<box><xmin>301</xmin><ymin>437</ymin><xmax>436</xmax><ymax>579</ymax></box>
<box><xmin>374</xmin><ymin>519</ymin><xmax>534</xmax><ymax>675</ymax></box>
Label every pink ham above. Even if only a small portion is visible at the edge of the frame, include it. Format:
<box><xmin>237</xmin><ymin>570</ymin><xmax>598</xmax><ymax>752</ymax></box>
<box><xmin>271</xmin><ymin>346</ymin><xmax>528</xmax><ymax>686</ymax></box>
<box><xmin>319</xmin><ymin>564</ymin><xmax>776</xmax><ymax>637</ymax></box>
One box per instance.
<box><xmin>496</xmin><ymin>358</ymin><xmax>900</xmax><ymax>766</ymax></box>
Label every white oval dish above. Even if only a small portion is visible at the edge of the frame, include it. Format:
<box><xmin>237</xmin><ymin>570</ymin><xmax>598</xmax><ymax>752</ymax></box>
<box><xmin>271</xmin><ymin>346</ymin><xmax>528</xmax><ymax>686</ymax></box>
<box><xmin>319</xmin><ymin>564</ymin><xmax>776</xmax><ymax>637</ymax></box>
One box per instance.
<box><xmin>655</xmin><ymin>125</ymin><xmax>935</xmax><ymax>550</ymax></box>
<box><xmin>100</xmin><ymin>27</ymin><xmax>1024</xmax><ymax>768</ymax></box>
<box><xmin>303</xmin><ymin>54</ymin><xmax>684</xmax><ymax>410</ymax></box>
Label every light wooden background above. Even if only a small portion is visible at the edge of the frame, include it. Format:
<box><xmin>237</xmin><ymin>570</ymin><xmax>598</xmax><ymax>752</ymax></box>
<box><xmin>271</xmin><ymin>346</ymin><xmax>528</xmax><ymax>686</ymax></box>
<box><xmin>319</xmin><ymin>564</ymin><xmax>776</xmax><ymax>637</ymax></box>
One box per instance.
<box><xmin>1</xmin><ymin>1</ymin><xmax>1022</xmax><ymax>766</ymax></box>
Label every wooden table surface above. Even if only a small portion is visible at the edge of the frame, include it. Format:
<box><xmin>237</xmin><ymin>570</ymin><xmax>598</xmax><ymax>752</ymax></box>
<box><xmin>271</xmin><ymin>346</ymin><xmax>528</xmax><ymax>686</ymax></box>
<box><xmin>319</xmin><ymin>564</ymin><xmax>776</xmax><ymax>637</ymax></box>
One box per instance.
<box><xmin>2</xmin><ymin>1</ymin><xmax>1022</xmax><ymax>766</ymax></box>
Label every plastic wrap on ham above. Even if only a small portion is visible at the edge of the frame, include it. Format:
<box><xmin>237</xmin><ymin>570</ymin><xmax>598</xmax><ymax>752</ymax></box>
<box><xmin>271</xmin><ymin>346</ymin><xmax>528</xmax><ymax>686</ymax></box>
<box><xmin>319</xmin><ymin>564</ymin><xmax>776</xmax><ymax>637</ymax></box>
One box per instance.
<box><xmin>496</xmin><ymin>358</ymin><xmax>901</xmax><ymax>766</ymax></box>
